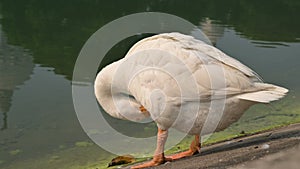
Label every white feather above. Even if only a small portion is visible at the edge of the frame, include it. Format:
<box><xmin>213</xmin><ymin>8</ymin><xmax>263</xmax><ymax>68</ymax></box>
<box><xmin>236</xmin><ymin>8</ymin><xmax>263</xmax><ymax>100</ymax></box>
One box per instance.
<box><xmin>237</xmin><ymin>83</ymin><xmax>289</xmax><ymax>103</ymax></box>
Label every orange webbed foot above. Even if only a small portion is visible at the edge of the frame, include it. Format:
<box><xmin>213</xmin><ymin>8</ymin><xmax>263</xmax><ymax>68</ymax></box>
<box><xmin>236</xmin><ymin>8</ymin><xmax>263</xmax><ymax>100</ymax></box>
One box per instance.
<box><xmin>131</xmin><ymin>155</ymin><xmax>172</xmax><ymax>169</ymax></box>
<box><xmin>167</xmin><ymin>135</ymin><xmax>201</xmax><ymax>160</ymax></box>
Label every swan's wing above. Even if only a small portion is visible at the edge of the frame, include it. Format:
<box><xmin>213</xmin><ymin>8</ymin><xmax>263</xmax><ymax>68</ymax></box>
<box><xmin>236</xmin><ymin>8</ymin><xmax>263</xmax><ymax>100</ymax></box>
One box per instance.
<box><xmin>127</xmin><ymin>33</ymin><xmax>262</xmax><ymax>83</ymax></box>
<box><xmin>125</xmin><ymin>32</ymin><xmax>262</xmax><ymax>99</ymax></box>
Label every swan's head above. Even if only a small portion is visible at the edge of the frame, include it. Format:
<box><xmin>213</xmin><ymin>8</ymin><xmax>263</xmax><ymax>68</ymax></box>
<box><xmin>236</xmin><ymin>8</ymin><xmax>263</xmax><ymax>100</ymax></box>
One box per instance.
<box><xmin>94</xmin><ymin>61</ymin><xmax>150</xmax><ymax>122</ymax></box>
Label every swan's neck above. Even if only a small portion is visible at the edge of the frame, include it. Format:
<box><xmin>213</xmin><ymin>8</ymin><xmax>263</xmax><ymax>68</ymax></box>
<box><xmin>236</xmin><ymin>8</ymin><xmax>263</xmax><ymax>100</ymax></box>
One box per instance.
<box><xmin>94</xmin><ymin>63</ymin><xmax>118</xmax><ymax>118</ymax></box>
<box><xmin>94</xmin><ymin>61</ymin><xmax>150</xmax><ymax>121</ymax></box>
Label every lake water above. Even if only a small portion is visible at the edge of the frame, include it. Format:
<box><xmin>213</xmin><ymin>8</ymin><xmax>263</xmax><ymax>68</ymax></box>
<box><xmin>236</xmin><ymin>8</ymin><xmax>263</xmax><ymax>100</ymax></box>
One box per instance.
<box><xmin>0</xmin><ymin>0</ymin><xmax>300</xmax><ymax>168</ymax></box>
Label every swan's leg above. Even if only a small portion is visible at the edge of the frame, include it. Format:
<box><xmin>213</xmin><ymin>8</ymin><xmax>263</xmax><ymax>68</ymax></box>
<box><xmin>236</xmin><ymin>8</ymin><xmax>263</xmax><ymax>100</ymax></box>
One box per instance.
<box><xmin>131</xmin><ymin>128</ymin><xmax>171</xmax><ymax>169</ymax></box>
<box><xmin>167</xmin><ymin>135</ymin><xmax>201</xmax><ymax>160</ymax></box>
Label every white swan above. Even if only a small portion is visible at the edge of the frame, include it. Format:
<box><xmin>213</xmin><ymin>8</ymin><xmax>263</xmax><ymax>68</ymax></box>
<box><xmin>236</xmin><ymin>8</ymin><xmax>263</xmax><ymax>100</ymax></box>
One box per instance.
<box><xmin>94</xmin><ymin>33</ymin><xmax>288</xmax><ymax>168</ymax></box>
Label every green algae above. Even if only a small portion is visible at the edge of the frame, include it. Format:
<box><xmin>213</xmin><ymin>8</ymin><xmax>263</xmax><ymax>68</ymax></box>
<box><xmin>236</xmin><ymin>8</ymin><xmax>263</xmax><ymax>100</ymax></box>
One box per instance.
<box><xmin>75</xmin><ymin>141</ymin><xmax>94</xmax><ymax>147</ymax></box>
<box><xmin>59</xmin><ymin>145</ymin><xmax>66</xmax><ymax>149</ymax></box>
<box><xmin>48</xmin><ymin>155</ymin><xmax>60</xmax><ymax>163</ymax></box>
<box><xmin>1</xmin><ymin>143</ymin><xmax>114</xmax><ymax>169</ymax></box>
<box><xmin>9</xmin><ymin>149</ymin><xmax>22</xmax><ymax>156</ymax></box>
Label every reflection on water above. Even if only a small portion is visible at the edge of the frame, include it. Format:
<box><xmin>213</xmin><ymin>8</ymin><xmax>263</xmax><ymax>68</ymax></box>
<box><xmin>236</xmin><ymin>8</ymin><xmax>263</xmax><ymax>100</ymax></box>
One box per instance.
<box><xmin>0</xmin><ymin>0</ymin><xmax>299</xmax><ymax>168</ymax></box>
<box><xmin>0</xmin><ymin>24</ymin><xmax>34</xmax><ymax>130</ymax></box>
<box><xmin>217</xmin><ymin>28</ymin><xmax>300</xmax><ymax>90</ymax></box>
<box><xmin>251</xmin><ymin>41</ymin><xmax>289</xmax><ymax>48</ymax></box>
<box><xmin>199</xmin><ymin>18</ymin><xmax>225</xmax><ymax>45</ymax></box>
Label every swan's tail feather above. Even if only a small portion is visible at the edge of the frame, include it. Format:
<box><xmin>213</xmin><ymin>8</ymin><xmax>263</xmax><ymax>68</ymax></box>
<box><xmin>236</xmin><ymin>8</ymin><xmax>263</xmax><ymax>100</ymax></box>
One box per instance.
<box><xmin>237</xmin><ymin>83</ymin><xmax>288</xmax><ymax>103</ymax></box>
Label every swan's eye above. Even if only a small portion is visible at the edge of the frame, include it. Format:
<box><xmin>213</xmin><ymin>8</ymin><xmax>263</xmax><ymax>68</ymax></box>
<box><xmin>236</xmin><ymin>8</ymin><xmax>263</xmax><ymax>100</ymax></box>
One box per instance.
<box><xmin>119</xmin><ymin>93</ymin><xmax>136</xmax><ymax>100</ymax></box>
<box><xmin>127</xmin><ymin>94</ymin><xmax>136</xmax><ymax>100</ymax></box>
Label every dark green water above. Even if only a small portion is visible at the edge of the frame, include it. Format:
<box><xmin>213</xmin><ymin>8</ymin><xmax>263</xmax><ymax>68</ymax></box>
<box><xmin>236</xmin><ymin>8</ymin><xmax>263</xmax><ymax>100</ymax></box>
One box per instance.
<box><xmin>0</xmin><ymin>0</ymin><xmax>300</xmax><ymax>168</ymax></box>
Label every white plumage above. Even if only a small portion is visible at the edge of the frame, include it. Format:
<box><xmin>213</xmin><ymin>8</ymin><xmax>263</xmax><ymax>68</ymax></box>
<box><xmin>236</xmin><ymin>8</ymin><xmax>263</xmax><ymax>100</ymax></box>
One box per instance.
<box><xmin>94</xmin><ymin>32</ymin><xmax>288</xmax><ymax>168</ymax></box>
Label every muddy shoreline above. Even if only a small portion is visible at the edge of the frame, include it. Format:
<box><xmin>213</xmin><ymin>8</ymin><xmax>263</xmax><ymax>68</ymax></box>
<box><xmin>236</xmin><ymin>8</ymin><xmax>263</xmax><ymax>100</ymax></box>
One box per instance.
<box><xmin>127</xmin><ymin>123</ymin><xmax>300</xmax><ymax>169</ymax></box>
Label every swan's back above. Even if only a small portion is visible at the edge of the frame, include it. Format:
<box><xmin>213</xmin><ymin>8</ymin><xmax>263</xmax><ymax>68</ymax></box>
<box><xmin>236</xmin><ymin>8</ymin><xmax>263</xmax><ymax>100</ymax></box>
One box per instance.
<box><xmin>125</xmin><ymin>33</ymin><xmax>276</xmax><ymax>101</ymax></box>
<box><xmin>127</xmin><ymin>33</ymin><xmax>262</xmax><ymax>81</ymax></box>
